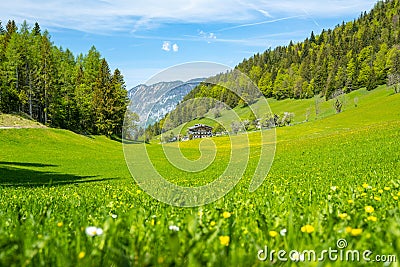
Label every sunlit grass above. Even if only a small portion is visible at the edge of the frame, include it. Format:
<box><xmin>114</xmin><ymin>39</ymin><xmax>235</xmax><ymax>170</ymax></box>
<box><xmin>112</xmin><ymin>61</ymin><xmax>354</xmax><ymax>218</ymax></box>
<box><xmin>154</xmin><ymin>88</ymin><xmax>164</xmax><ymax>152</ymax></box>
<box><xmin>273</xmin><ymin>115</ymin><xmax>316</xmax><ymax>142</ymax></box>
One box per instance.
<box><xmin>0</xmin><ymin>86</ymin><xmax>399</xmax><ymax>266</ymax></box>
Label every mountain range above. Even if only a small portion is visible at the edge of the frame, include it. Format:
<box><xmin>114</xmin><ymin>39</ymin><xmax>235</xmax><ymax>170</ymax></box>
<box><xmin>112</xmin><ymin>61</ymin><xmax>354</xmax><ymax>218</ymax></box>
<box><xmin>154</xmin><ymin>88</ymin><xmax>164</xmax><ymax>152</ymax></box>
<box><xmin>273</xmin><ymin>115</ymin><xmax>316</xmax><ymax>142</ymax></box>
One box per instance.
<box><xmin>128</xmin><ymin>78</ymin><xmax>204</xmax><ymax>125</ymax></box>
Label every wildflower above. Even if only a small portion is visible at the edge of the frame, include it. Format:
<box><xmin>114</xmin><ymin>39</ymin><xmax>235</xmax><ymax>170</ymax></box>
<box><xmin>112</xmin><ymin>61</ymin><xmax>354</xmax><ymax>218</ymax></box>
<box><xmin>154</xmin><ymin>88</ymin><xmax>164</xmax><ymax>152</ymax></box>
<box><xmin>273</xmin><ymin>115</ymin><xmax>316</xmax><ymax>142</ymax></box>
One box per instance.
<box><xmin>361</xmin><ymin>193</ymin><xmax>367</xmax><ymax>197</ymax></box>
<box><xmin>198</xmin><ymin>210</ymin><xmax>203</xmax><ymax>216</ymax></box>
<box><xmin>169</xmin><ymin>225</ymin><xmax>179</xmax><ymax>232</ymax></box>
<box><xmin>291</xmin><ymin>252</ymin><xmax>305</xmax><ymax>262</ymax></box>
<box><xmin>222</xmin><ymin>212</ymin><xmax>231</xmax><ymax>219</ymax></box>
<box><xmin>331</xmin><ymin>186</ymin><xmax>337</xmax><ymax>191</ymax></box>
<box><xmin>350</xmin><ymin>228</ymin><xmax>363</xmax><ymax>236</ymax></box>
<box><xmin>269</xmin><ymin>231</ymin><xmax>278</xmax><ymax>237</ymax></box>
<box><xmin>57</xmin><ymin>222</ymin><xmax>63</xmax><ymax>227</ymax></box>
<box><xmin>362</xmin><ymin>183</ymin><xmax>369</xmax><ymax>189</ymax></box>
<box><xmin>348</xmin><ymin>199</ymin><xmax>354</xmax><ymax>204</ymax></box>
<box><xmin>384</xmin><ymin>187</ymin><xmax>390</xmax><ymax>191</ymax></box>
<box><xmin>78</xmin><ymin>251</ymin><xmax>85</xmax><ymax>259</ymax></box>
<box><xmin>280</xmin><ymin>228</ymin><xmax>287</xmax><ymax>236</ymax></box>
<box><xmin>210</xmin><ymin>221</ymin><xmax>216</xmax><ymax>227</ymax></box>
<box><xmin>301</xmin><ymin>224</ymin><xmax>315</xmax><ymax>234</ymax></box>
<box><xmin>345</xmin><ymin>226</ymin><xmax>353</xmax><ymax>234</ymax></box>
<box><xmin>338</xmin><ymin>213</ymin><xmax>348</xmax><ymax>219</ymax></box>
<box><xmin>378</xmin><ymin>189</ymin><xmax>383</xmax><ymax>194</ymax></box>
<box><xmin>394</xmin><ymin>196</ymin><xmax>399</xmax><ymax>200</ymax></box>
<box><xmin>219</xmin><ymin>235</ymin><xmax>230</xmax><ymax>246</ymax></box>
<box><xmin>367</xmin><ymin>216</ymin><xmax>377</xmax><ymax>222</ymax></box>
<box><xmin>111</xmin><ymin>214</ymin><xmax>118</xmax><ymax>219</ymax></box>
<box><xmin>365</xmin><ymin>206</ymin><xmax>374</xmax><ymax>213</ymax></box>
<box><xmin>85</xmin><ymin>226</ymin><xmax>103</xmax><ymax>237</ymax></box>
<box><xmin>374</xmin><ymin>196</ymin><xmax>381</xmax><ymax>201</ymax></box>
<box><xmin>397</xmin><ymin>192</ymin><xmax>400</xmax><ymax>197</ymax></box>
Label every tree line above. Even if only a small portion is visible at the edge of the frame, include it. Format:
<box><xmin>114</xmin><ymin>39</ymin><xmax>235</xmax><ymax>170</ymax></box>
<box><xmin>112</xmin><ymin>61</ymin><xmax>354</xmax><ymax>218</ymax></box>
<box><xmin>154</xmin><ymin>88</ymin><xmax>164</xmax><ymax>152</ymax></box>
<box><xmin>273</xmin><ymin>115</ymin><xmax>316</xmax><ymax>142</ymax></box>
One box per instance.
<box><xmin>0</xmin><ymin>20</ymin><xmax>128</xmax><ymax>136</ymax></box>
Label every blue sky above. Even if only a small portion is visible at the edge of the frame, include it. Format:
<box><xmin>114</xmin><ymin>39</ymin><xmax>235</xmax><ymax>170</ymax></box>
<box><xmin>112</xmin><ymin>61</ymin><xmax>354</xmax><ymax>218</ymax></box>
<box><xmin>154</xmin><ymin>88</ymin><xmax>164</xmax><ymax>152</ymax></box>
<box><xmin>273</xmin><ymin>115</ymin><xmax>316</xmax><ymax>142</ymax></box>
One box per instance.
<box><xmin>1</xmin><ymin>0</ymin><xmax>377</xmax><ymax>89</ymax></box>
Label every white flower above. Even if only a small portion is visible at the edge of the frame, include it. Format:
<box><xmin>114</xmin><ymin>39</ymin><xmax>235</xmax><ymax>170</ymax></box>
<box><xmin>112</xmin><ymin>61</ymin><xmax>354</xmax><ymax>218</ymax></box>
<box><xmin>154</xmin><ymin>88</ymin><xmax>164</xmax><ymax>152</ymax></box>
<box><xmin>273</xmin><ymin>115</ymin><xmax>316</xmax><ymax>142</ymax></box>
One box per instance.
<box><xmin>331</xmin><ymin>186</ymin><xmax>337</xmax><ymax>191</ymax></box>
<box><xmin>85</xmin><ymin>226</ymin><xmax>103</xmax><ymax>236</ymax></box>
<box><xmin>169</xmin><ymin>225</ymin><xmax>180</xmax><ymax>232</ymax></box>
<box><xmin>280</xmin><ymin>228</ymin><xmax>287</xmax><ymax>236</ymax></box>
<box><xmin>111</xmin><ymin>214</ymin><xmax>118</xmax><ymax>219</ymax></box>
<box><xmin>291</xmin><ymin>252</ymin><xmax>305</xmax><ymax>262</ymax></box>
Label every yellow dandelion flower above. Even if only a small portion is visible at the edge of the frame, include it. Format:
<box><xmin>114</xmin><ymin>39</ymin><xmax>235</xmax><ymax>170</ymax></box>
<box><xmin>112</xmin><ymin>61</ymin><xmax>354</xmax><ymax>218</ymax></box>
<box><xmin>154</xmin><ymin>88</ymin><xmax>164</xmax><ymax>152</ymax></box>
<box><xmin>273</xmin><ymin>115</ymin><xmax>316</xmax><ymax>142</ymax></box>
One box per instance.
<box><xmin>393</xmin><ymin>196</ymin><xmax>398</xmax><ymax>200</ymax></box>
<box><xmin>150</xmin><ymin>219</ymin><xmax>155</xmax><ymax>226</ymax></box>
<box><xmin>361</xmin><ymin>193</ymin><xmax>367</xmax><ymax>197</ymax></box>
<box><xmin>397</xmin><ymin>192</ymin><xmax>400</xmax><ymax>197</ymax></box>
<box><xmin>348</xmin><ymin>199</ymin><xmax>354</xmax><ymax>204</ymax></box>
<box><xmin>78</xmin><ymin>251</ymin><xmax>85</xmax><ymax>259</ymax></box>
<box><xmin>378</xmin><ymin>189</ymin><xmax>383</xmax><ymax>194</ymax></box>
<box><xmin>350</xmin><ymin>228</ymin><xmax>363</xmax><ymax>236</ymax></box>
<box><xmin>384</xmin><ymin>187</ymin><xmax>390</xmax><ymax>191</ymax></box>
<box><xmin>338</xmin><ymin>213</ymin><xmax>348</xmax><ymax>219</ymax></box>
<box><xmin>198</xmin><ymin>210</ymin><xmax>203</xmax><ymax>216</ymax></box>
<box><xmin>210</xmin><ymin>221</ymin><xmax>216</xmax><ymax>227</ymax></box>
<box><xmin>301</xmin><ymin>225</ymin><xmax>315</xmax><ymax>234</ymax></box>
<box><xmin>222</xmin><ymin>212</ymin><xmax>231</xmax><ymax>219</ymax></box>
<box><xmin>345</xmin><ymin>226</ymin><xmax>353</xmax><ymax>234</ymax></box>
<box><xmin>362</xmin><ymin>183</ymin><xmax>369</xmax><ymax>189</ymax></box>
<box><xmin>219</xmin><ymin>236</ymin><xmax>230</xmax><ymax>246</ymax></box>
<box><xmin>269</xmin><ymin>231</ymin><xmax>278</xmax><ymax>237</ymax></box>
<box><xmin>365</xmin><ymin>206</ymin><xmax>374</xmax><ymax>213</ymax></box>
<box><xmin>367</xmin><ymin>216</ymin><xmax>377</xmax><ymax>222</ymax></box>
<box><xmin>57</xmin><ymin>222</ymin><xmax>63</xmax><ymax>227</ymax></box>
<box><xmin>374</xmin><ymin>196</ymin><xmax>381</xmax><ymax>202</ymax></box>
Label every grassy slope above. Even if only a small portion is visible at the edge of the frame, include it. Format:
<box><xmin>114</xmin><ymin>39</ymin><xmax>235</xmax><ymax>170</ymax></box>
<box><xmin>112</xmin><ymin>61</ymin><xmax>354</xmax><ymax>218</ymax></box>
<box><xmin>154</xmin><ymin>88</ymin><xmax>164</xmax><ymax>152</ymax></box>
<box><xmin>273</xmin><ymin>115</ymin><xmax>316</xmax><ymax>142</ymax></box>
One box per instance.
<box><xmin>0</xmin><ymin>114</ymin><xmax>46</xmax><ymax>128</ymax></box>
<box><xmin>167</xmin><ymin>85</ymin><xmax>397</xmax><ymax>136</ymax></box>
<box><xmin>0</xmin><ymin>86</ymin><xmax>399</xmax><ymax>266</ymax></box>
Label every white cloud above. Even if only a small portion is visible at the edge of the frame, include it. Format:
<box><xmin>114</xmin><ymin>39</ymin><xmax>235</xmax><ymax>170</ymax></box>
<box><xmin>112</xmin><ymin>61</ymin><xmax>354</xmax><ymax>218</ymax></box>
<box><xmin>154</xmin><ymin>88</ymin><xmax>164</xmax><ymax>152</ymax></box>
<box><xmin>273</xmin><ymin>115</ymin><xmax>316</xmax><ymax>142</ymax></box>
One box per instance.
<box><xmin>198</xmin><ymin>30</ymin><xmax>217</xmax><ymax>43</ymax></box>
<box><xmin>172</xmin><ymin>43</ymin><xmax>179</xmax><ymax>52</ymax></box>
<box><xmin>162</xmin><ymin>41</ymin><xmax>170</xmax><ymax>51</ymax></box>
<box><xmin>0</xmin><ymin>0</ymin><xmax>377</xmax><ymax>33</ymax></box>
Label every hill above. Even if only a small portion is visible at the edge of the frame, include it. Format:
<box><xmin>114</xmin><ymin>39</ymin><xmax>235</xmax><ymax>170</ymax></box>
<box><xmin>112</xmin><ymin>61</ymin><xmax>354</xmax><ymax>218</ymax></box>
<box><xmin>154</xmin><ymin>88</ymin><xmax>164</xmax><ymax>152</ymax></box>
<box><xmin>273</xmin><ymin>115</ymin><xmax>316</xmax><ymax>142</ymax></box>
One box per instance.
<box><xmin>0</xmin><ymin>113</ymin><xmax>46</xmax><ymax>128</ymax></box>
<box><xmin>160</xmin><ymin>84</ymin><xmax>399</xmax><ymax>140</ymax></box>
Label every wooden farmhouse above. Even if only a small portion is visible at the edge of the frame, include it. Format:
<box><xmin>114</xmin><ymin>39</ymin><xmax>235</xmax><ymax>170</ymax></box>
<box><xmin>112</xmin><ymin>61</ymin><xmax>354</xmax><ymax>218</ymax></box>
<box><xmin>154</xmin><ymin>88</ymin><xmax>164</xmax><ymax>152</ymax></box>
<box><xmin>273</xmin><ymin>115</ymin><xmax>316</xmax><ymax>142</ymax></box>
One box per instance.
<box><xmin>188</xmin><ymin>124</ymin><xmax>213</xmax><ymax>139</ymax></box>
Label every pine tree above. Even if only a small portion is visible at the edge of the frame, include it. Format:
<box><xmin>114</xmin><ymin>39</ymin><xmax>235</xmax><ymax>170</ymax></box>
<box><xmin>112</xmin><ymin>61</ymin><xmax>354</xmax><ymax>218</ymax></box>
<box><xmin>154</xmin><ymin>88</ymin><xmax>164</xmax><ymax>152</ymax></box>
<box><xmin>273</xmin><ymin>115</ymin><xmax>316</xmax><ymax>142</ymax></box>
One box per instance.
<box><xmin>33</xmin><ymin>22</ymin><xmax>41</xmax><ymax>36</ymax></box>
<box><xmin>93</xmin><ymin>58</ymin><xmax>112</xmax><ymax>135</ymax></box>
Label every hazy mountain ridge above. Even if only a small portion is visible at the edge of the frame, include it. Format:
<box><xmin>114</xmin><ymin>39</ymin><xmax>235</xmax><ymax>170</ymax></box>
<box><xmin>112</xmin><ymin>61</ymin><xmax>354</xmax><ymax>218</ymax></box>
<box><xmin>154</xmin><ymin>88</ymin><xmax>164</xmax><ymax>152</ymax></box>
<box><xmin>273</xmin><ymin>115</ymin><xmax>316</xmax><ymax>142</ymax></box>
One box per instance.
<box><xmin>128</xmin><ymin>78</ymin><xmax>204</xmax><ymax>124</ymax></box>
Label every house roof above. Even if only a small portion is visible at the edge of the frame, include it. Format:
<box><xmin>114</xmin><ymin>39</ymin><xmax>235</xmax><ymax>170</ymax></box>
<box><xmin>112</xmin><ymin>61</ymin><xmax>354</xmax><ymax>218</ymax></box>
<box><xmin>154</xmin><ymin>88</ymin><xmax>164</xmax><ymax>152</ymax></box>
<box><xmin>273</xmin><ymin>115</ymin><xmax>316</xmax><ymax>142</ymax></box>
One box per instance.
<box><xmin>188</xmin><ymin>124</ymin><xmax>213</xmax><ymax>130</ymax></box>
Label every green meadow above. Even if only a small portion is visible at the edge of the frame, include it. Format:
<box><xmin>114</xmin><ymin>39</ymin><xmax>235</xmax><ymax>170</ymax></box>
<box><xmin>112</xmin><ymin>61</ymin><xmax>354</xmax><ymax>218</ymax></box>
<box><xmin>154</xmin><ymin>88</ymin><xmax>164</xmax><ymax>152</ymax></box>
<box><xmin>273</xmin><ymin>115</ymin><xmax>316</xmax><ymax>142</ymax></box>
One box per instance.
<box><xmin>0</xmin><ymin>86</ymin><xmax>399</xmax><ymax>266</ymax></box>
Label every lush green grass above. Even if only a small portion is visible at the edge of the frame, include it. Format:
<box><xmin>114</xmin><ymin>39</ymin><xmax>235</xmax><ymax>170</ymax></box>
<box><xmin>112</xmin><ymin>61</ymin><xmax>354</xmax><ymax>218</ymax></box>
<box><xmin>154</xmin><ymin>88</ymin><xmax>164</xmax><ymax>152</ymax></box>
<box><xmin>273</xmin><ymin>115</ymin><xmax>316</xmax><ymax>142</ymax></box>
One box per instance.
<box><xmin>0</xmin><ymin>87</ymin><xmax>400</xmax><ymax>266</ymax></box>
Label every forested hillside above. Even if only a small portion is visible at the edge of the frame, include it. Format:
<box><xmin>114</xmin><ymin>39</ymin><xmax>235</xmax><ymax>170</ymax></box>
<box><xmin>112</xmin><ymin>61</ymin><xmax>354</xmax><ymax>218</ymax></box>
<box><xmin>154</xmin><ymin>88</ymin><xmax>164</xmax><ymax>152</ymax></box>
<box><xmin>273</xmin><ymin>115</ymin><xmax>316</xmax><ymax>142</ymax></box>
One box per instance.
<box><xmin>0</xmin><ymin>20</ymin><xmax>128</xmax><ymax>136</ymax></box>
<box><xmin>185</xmin><ymin>0</ymin><xmax>400</xmax><ymax>103</ymax></box>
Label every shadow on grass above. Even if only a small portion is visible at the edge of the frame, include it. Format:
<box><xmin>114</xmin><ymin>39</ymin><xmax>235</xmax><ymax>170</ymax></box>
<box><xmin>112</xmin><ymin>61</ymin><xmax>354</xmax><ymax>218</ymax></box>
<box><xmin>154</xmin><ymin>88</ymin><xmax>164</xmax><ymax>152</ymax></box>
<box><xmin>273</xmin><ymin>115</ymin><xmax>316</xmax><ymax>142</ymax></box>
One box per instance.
<box><xmin>0</xmin><ymin>161</ymin><xmax>57</xmax><ymax>168</ymax></box>
<box><xmin>0</xmin><ymin>162</ymin><xmax>120</xmax><ymax>187</ymax></box>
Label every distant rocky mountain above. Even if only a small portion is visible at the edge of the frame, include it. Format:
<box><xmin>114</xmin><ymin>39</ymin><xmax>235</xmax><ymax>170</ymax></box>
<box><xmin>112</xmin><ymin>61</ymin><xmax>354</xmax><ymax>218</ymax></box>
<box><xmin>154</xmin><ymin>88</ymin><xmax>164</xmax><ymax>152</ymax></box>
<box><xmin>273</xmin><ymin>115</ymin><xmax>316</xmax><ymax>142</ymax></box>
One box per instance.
<box><xmin>128</xmin><ymin>78</ymin><xmax>204</xmax><ymax>125</ymax></box>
